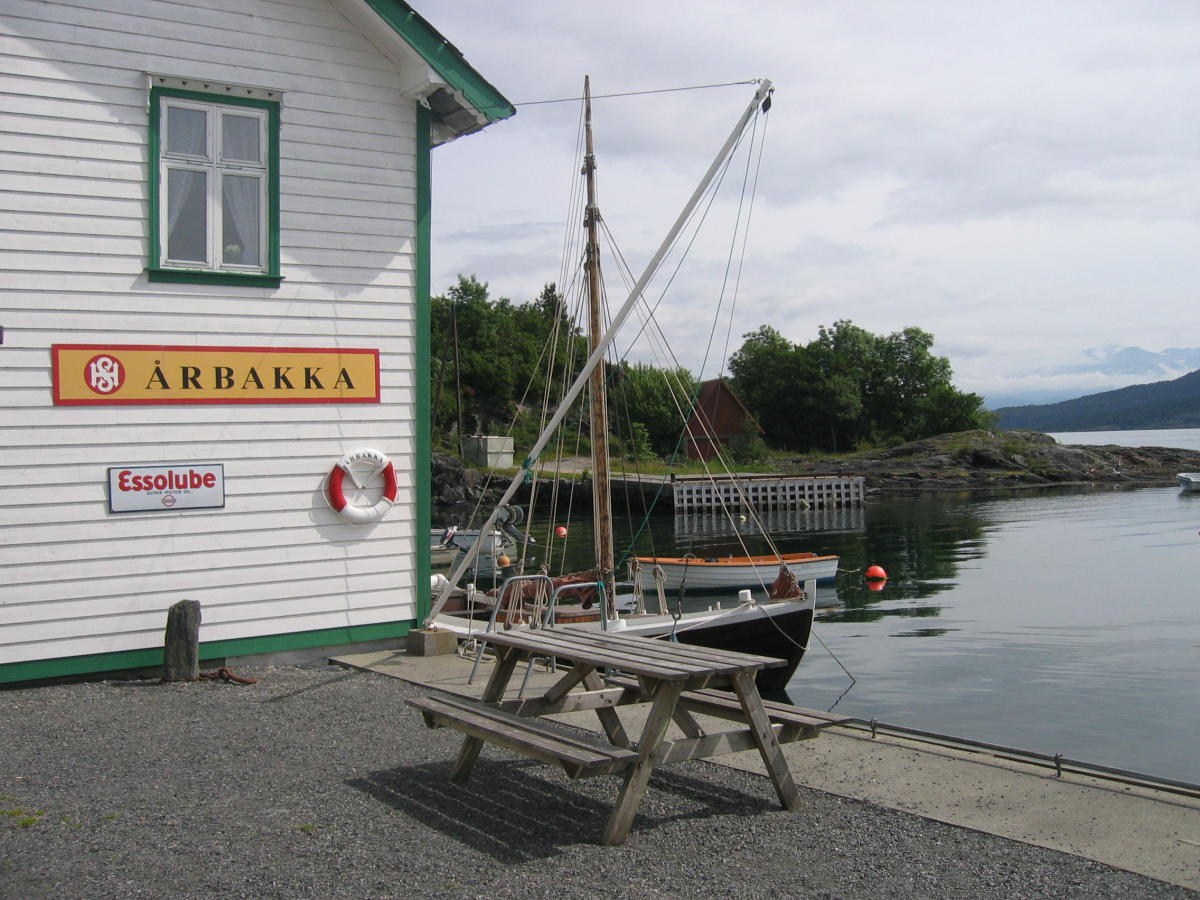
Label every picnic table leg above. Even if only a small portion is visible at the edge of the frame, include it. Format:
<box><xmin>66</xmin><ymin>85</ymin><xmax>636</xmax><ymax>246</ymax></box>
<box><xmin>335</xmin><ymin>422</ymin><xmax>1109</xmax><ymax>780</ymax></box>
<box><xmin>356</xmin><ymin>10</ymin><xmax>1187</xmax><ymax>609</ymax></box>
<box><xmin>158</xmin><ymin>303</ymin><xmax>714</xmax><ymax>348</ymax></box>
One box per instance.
<box><xmin>731</xmin><ymin>670</ymin><xmax>801</xmax><ymax>810</ymax></box>
<box><xmin>582</xmin><ymin>669</ymin><xmax>630</xmax><ymax>748</ymax></box>
<box><xmin>601</xmin><ymin>679</ymin><xmax>684</xmax><ymax>846</ymax></box>
<box><xmin>449</xmin><ymin>645</ymin><xmax>521</xmax><ymax>783</ymax></box>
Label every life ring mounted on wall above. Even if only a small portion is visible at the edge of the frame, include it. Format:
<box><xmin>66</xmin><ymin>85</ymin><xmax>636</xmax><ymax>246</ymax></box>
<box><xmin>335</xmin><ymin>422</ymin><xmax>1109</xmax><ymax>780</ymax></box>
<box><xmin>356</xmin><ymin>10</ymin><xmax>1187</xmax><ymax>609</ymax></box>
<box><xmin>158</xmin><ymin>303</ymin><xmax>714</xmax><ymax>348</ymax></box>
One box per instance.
<box><xmin>326</xmin><ymin>448</ymin><xmax>398</xmax><ymax>524</ymax></box>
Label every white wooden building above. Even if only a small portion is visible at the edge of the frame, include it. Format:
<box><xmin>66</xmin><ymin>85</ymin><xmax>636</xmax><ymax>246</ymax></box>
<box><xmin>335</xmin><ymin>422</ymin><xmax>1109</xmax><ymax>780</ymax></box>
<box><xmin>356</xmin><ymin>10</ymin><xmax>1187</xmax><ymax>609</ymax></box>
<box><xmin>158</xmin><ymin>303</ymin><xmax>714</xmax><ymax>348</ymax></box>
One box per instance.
<box><xmin>0</xmin><ymin>0</ymin><xmax>513</xmax><ymax>683</ymax></box>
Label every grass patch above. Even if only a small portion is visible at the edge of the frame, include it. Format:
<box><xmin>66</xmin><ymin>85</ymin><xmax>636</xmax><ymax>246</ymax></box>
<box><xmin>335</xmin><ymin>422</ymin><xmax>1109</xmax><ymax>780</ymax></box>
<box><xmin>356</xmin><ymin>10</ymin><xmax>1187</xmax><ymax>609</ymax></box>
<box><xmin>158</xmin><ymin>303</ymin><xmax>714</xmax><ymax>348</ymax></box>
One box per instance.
<box><xmin>1</xmin><ymin>808</ymin><xmax>44</xmax><ymax>828</ymax></box>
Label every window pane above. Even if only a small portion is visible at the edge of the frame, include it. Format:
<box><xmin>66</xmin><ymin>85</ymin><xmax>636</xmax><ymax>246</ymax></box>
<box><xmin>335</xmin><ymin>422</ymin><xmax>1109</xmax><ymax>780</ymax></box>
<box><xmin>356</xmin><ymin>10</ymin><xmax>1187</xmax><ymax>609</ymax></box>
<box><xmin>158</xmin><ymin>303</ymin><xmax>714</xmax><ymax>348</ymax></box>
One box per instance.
<box><xmin>222</xmin><ymin>113</ymin><xmax>261</xmax><ymax>163</ymax></box>
<box><xmin>166</xmin><ymin>168</ymin><xmax>208</xmax><ymax>263</ymax></box>
<box><xmin>222</xmin><ymin>174</ymin><xmax>261</xmax><ymax>266</ymax></box>
<box><xmin>166</xmin><ymin>106</ymin><xmax>208</xmax><ymax>157</ymax></box>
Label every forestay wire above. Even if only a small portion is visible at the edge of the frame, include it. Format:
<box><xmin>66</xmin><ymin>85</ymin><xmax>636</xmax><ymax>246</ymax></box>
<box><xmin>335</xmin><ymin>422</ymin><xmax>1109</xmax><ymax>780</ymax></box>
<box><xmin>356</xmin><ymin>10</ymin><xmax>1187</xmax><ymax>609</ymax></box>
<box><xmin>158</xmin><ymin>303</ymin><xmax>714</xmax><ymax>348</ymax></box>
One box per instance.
<box><xmin>594</xmin><ymin>98</ymin><xmax>789</xmax><ymax>584</ymax></box>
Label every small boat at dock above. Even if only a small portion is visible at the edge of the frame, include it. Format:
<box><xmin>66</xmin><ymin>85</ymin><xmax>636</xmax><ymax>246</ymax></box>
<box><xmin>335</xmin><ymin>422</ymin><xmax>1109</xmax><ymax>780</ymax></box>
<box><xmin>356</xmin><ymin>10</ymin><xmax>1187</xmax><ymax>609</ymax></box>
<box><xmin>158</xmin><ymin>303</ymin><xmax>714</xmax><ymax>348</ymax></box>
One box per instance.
<box><xmin>430</xmin><ymin>504</ymin><xmax>533</xmax><ymax>570</ymax></box>
<box><xmin>635</xmin><ymin>551</ymin><xmax>839</xmax><ymax>590</ymax></box>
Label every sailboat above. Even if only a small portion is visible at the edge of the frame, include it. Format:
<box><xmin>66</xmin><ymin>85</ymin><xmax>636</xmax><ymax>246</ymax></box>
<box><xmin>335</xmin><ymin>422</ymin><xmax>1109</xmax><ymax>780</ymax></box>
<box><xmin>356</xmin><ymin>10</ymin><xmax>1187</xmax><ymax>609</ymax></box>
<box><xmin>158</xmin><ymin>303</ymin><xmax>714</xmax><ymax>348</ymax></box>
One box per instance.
<box><xmin>427</xmin><ymin>78</ymin><xmax>815</xmax><ymax>690</ymax></box>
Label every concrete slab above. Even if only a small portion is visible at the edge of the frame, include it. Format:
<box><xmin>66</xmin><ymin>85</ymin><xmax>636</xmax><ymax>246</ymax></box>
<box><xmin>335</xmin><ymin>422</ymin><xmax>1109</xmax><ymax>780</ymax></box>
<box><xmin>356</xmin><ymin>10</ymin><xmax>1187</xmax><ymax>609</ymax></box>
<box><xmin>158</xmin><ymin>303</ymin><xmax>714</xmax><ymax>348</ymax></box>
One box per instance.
<box><xmin>332</xmin><ymin>647</ymin><xmax>1200</xmax><ymax>890</ymax></box>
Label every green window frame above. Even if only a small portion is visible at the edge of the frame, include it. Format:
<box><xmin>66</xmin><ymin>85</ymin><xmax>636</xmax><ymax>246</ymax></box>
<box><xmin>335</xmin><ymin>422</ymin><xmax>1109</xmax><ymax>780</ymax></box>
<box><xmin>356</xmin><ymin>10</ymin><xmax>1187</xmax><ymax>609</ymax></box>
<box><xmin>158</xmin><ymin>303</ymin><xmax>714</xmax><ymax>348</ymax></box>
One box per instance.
<box><xmin>147</xmin><ymin>84</ymin><xmax>281</xmax><ymax>287</ymax></box>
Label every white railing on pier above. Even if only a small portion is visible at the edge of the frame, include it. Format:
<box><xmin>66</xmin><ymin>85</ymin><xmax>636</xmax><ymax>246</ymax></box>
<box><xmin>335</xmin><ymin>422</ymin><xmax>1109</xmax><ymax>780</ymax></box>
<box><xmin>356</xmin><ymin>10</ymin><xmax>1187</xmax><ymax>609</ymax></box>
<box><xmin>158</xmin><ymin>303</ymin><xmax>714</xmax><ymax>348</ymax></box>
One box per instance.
<box><xmin>672</xmin><ymin>475</ymin><xmax>865</xmax><ymax>512</ymax></box>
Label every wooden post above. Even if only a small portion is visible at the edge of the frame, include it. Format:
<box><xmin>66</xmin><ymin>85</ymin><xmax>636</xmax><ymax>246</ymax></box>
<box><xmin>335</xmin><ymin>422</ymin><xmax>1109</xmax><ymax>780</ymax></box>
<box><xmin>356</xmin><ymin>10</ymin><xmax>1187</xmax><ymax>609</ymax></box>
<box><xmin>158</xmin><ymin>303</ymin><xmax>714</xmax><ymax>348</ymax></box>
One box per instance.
<box><xmin>162</xmin><ymin>599</ymin><xmax>201</xmax><ymax>682</ymax></box>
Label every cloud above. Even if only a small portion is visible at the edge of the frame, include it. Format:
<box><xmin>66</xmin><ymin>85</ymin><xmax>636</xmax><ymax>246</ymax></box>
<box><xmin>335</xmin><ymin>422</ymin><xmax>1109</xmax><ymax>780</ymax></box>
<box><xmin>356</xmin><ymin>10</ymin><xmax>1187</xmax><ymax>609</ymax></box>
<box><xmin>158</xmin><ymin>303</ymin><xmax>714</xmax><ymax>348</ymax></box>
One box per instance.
<box><xmin>440</xmin><ymin>221</ymin><xmax>561</xmax><ymax>244</ymax></box>
<box><xmin>422</xmin><ymin>0</ymin><xmax>1200</xmax><ymax>412</ymax></box>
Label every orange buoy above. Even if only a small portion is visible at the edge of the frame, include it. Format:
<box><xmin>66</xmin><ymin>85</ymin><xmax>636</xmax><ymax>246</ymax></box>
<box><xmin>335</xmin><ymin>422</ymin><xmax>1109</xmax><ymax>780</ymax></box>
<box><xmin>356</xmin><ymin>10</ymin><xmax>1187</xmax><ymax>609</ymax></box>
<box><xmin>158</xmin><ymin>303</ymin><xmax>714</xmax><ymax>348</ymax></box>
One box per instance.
<box><xmin>555</xmin><ymin>526</ymin><xmax>568</xmax><ymax>537</ymax></box>
<box><xmin>865</xmin><ymin>565</ymin><xmax>888</xmax><ymax>580</ymax></box>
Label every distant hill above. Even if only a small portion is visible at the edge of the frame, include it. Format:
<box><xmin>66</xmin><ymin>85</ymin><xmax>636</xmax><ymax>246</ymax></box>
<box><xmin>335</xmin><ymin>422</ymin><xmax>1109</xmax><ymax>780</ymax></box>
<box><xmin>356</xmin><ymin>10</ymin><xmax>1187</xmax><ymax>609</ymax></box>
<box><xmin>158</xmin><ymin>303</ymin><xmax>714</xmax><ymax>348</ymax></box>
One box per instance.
<box><xmin>994</xmin><ymin>368</ymin><xmax>1200</xmax><ymax>431</ymax></box>
<box><xmin>983</xmin><ymin>345</ymin><xmax>1200</xmax><ymax>409</ymax></box>
<box><xmin>1035</xmin><ymin>346</ymin><xmax>1200</xmax><ymax>378</ymax></box>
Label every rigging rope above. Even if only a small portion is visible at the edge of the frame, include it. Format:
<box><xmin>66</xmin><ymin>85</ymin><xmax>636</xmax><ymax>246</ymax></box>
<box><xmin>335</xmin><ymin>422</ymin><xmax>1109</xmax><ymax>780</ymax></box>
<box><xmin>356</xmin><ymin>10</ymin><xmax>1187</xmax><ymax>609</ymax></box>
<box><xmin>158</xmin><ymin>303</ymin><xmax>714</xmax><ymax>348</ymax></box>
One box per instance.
<box><xmin>510</xmin><ymin>79</ymin><xmax>761</xmax><ymax>108</ymax></box>
<box><xmin>587</xmin><ymin>117</ymin><xmax>770</xmax><ymax>578</ymax></box>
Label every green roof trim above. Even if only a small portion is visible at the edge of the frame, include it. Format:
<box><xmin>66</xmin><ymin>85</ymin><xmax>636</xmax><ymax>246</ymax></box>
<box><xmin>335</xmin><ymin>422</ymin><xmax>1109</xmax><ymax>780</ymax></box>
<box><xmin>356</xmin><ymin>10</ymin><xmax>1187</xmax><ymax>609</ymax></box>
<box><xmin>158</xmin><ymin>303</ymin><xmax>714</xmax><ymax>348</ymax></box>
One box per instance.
<box><xmin>363</xmin><ymin>0</ymin><xmax>516</xmax><ymax>125</ymax></box>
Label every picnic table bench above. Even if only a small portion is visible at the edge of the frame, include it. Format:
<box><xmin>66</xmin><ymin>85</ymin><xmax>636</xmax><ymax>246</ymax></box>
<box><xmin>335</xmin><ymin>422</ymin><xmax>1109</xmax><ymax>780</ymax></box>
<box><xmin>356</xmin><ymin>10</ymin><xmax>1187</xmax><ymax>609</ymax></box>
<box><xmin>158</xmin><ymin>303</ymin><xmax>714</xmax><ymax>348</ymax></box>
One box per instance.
<box><xmin>407</xmin><ymin>627</ymin><xmax>847</xmax><ymax>845</ymax></box>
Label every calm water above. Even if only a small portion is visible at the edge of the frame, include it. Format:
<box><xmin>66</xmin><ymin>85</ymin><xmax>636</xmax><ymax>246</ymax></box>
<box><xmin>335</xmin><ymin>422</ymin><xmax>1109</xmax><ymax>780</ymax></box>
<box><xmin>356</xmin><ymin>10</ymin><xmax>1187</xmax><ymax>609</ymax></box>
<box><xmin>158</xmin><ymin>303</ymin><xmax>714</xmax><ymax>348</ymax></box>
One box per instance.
<box><xmin>786</xmin><ymin>485</ymin><xmax>1200</xmax><ymax>784</ymax></box>
<box><xmin>535</xmin><ymin>428</ymin><xmax>1200</xmax><ymax>783</ymax></box>
<box><xmin>1051</xmin><ymin>427</ymin><xmax>1200</xmax><ymax>452</ymax></box>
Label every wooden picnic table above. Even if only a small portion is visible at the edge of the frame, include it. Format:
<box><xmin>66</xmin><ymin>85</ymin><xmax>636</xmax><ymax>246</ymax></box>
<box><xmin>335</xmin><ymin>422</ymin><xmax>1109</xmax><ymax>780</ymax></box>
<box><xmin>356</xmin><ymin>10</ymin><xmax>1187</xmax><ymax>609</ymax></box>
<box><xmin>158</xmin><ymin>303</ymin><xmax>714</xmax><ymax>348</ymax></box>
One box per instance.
<box><xmin>407</xmin><ymin>627</ymin><xmax>847</xmax><ymax>845</ymax></box>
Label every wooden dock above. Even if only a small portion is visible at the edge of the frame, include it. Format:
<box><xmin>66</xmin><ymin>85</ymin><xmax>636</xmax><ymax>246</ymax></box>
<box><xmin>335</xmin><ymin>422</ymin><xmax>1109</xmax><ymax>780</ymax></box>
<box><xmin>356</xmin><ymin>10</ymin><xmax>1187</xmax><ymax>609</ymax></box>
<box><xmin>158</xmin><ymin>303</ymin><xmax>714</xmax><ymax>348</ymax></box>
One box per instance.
<box><xmin>671</xmin><ymin>474</ymin><xmax>865</xmax><ymax>512</ymax></box>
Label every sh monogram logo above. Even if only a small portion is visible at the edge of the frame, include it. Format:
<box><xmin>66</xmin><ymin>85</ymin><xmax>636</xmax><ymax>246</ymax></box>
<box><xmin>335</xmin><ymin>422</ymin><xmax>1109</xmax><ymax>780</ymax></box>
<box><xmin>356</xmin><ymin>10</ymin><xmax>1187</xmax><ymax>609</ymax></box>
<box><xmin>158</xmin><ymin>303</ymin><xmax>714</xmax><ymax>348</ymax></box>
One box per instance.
<box><xmin>85</xmin><ymin>354</ymin><xmax>124</xmax><ymax>395</ymax></box>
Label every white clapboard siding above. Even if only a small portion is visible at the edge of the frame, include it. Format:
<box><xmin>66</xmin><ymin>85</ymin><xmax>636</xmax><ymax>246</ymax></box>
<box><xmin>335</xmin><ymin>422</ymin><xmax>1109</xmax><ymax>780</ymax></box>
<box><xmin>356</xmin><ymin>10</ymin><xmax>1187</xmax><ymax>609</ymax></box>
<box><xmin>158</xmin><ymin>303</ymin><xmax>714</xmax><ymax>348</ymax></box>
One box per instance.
<box><xmin>4</xmin><ymin>545</ymin><xmax>412</xmax><ymax>604</ymax></box>
<box><xmin>0</xmin><ymin>478</ymin><xmax>421</xmax><ymax>527</ymax></box>
<box><xmin>6</xmin><ymin>548</ymin><xmax>417</xmax><ymax>602</ymax></box>
<box><xmin>4</xmin><ymin>565</ymin><xmax>414</xmax><ymax>629</ymax></box>
<box><xmin>0</xmin><ymin>293</ymin><xmax>420</xmax><ymax>326</ymax></box>
<box><xmin>5</xmin><ymin>587</ymin><xmax>414</xmax><ymax>663</ymax></box>
<box><xmin>8</xmin><ymin>399</ymin><xmax>416</xmax><ymax>428</ymax></box>
<box><xmin>0</xmin><ymin>0</ymin><xmax>443</xmax><ymax>669</ymax></box>
<box><xmin>0</xmin><ymin>436</ymin><xmax>417</xmax><ymax>469</ymax></box>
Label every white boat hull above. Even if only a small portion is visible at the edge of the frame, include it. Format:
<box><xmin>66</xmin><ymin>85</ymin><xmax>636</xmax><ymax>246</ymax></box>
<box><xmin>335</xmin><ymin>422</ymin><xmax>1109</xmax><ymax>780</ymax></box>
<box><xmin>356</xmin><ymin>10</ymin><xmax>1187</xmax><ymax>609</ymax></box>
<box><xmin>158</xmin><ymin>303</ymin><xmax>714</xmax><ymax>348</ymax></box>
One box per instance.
<box><xmin>639</xmin><ymin>554</ymin><xmax>839</xmax><ymax>590</ymax></box>
<box><xmin>430</xmin><ymin>528</ymin><xmax>514</xmax><ymax>555</ymax></box>
<box><xmin>1178</xmin><ymin>473</ymin><xmax>1200</xmax><ymax>492</ymax></box>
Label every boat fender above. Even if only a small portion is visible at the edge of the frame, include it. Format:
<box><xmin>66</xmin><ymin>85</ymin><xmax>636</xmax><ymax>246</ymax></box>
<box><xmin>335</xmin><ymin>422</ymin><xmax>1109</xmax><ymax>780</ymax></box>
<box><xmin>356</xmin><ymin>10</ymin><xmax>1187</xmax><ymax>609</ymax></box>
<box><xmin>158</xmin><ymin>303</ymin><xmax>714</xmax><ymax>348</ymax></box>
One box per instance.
<box><xmin>326</xmin><ymin>448</ymin><xmax>398</xmax><ymax>524</ymax></box>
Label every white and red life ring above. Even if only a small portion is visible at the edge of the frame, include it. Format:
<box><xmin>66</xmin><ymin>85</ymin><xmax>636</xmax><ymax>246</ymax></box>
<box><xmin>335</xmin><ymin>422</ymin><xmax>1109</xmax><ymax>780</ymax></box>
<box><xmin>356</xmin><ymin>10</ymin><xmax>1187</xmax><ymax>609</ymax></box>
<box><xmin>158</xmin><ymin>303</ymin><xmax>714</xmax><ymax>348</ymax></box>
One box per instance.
<box><xmin>326</xmin><ymin>448</ymin><xmax>397</xmax><ymax>524</ymax></box>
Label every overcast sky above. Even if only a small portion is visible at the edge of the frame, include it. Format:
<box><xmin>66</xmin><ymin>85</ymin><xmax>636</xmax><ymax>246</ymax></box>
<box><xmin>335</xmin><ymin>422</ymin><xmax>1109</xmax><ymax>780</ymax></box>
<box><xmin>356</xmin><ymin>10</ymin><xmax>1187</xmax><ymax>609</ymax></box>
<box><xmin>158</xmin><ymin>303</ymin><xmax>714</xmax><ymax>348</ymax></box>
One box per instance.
<box><xmin>421</xmin><ymin>1</ymin><xmax>1200</xmax><ymax>407</ymax></box>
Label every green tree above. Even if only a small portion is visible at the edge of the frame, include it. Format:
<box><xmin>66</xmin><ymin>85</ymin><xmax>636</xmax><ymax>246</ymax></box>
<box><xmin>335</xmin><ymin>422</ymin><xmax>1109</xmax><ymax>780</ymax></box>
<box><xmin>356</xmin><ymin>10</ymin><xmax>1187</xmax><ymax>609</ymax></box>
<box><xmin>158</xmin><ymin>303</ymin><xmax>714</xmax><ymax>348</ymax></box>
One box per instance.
<box><xmin>727</xmin><ymin>319</ymin><xmax>989</xmax><ymax>452</ymax></box>
<box><xmin>431</xmin><ymin>275</ymin><xmax>497</xmax><ymax>440</ymax></box>
<box><xmin>804</xmin><ymin>321</ymin><xmax>875</xmax><ymax>449</ymax></box>
<box><xmin>430</xmin><ymin>277</ymin><xmax>586</xmax><ymax>447</ymax></box>
<box><xmin>607</xmin><ymin>362</ymin><xmax>697</xmax><ymax>458</ymax></box>
<box><xmin>726</xmin><ymin>326</ymin><xmax>806</xmax><ymax>448</ymax></box>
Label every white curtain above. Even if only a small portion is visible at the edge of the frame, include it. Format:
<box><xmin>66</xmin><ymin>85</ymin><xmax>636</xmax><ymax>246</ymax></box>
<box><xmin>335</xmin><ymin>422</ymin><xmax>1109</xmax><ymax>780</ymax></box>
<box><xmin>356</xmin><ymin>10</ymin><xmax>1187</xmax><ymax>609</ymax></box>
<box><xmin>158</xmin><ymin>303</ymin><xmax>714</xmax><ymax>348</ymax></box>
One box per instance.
<box><xmin>222</xmin><ymin>174</ymin><xmax>260</xmax><ymax>266</ymax></box>
<box><xmin>166</xmin><ymin>169</ymin><xmax>208</xmax><ymax>263</ymax></box>
<box><xmin>164</xmin><ymin>104</ymin><xmax>209</xmax><ymax>263</ymax></box>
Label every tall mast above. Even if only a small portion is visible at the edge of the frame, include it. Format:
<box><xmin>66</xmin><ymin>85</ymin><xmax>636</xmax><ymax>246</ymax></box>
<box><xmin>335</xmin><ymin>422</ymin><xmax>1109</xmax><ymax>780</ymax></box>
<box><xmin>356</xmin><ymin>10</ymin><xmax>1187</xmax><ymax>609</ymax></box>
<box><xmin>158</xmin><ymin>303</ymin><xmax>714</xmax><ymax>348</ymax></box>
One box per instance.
<box><xmin>426</xmin><ymin>78</ymin><xmax>773</xmax><ymax>626</ymax></box>
<box><xmin>583</xmin><ymin>75</ymin><xmax>616</xmax><ymax>607</ymax></box>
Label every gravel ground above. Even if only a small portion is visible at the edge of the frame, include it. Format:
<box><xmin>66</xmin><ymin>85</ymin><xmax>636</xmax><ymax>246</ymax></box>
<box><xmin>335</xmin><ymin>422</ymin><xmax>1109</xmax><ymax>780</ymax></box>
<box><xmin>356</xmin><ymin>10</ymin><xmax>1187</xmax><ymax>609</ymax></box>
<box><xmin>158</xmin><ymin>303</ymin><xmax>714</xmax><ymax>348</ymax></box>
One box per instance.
<box><xmin>2</xmin><ymin>664</ymin><xmax>1194</xmax><ymax>900</ymax></box>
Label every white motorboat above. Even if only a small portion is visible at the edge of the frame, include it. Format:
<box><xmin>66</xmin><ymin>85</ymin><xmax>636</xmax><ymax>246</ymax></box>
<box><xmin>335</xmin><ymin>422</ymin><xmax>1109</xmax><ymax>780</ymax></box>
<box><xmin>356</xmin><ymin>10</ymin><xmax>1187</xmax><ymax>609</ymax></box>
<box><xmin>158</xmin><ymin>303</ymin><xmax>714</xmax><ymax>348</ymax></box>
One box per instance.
<box><xmin>635</xmin><ymin>551</ymin><xmax>839</xmax><ymax>590</ymax></box>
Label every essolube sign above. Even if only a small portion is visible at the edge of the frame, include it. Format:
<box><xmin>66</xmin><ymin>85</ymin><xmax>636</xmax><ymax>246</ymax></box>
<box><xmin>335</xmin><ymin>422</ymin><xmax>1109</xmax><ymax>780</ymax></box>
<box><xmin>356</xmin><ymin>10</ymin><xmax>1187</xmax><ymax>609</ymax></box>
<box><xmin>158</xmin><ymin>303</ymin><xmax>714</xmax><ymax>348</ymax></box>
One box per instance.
<box><xmin>108</xmin><ymin>464</ymin><xmax>225</xmax><ymax>513</ymax></box>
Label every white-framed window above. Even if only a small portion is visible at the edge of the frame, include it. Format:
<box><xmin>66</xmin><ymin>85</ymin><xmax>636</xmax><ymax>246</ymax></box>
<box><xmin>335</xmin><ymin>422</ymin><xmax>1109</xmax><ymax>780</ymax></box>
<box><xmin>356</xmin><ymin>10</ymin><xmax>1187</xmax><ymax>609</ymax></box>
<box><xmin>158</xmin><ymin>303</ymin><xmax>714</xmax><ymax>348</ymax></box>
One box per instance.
<box><xmin>148</xmin><ymin>81</ymin><xmax>280</xmax><ymax>285</ymax></box>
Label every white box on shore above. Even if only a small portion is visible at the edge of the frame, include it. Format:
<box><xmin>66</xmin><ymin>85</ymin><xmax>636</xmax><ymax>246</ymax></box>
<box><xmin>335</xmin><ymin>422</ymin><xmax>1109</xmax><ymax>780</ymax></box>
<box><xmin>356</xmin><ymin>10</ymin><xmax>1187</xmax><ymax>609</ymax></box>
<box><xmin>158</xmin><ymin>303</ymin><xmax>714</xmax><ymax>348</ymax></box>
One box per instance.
<box><xmin>463</xmin><ymin>435</ymin><xmax>514</xmax><ymax>469</ymax></box>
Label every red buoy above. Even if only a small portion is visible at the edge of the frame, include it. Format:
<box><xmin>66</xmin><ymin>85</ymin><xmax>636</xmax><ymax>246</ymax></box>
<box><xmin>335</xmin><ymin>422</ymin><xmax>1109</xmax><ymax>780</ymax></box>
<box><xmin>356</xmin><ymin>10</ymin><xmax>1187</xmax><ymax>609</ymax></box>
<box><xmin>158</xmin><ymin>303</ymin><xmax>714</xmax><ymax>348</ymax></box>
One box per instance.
<box><xmin>865</xmin><ymin>565</ymin><xmax>888</xmax><ymax>580</ymax></box>
<box><xmin>555</xmin><ymin>526</ymin><xmax>568</xmax><ymax>538</ymax></box>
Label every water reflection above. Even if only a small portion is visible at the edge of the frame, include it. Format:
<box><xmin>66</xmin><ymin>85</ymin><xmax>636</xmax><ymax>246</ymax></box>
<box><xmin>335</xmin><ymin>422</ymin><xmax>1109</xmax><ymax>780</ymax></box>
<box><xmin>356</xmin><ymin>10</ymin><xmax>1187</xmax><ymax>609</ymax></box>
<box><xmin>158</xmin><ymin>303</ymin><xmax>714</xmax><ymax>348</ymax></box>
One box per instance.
<box><xmin>528</xmin><ymin>484</ymin><xmax>1200</xmax><ymax>781</ymax></box>
<box><xmin>822</xmin><ymin>604</ymin><xmax>946</xmax><ymax>625</ymax></box>
<box><xmin>554</xmin><ymin>493</ymin><xmax>999</xmax><ymax>620</ymax></box>
<box><xmin>673</xmin><ymin>506</ymin><xmax>865</xmax><ymax>539</ymax></box>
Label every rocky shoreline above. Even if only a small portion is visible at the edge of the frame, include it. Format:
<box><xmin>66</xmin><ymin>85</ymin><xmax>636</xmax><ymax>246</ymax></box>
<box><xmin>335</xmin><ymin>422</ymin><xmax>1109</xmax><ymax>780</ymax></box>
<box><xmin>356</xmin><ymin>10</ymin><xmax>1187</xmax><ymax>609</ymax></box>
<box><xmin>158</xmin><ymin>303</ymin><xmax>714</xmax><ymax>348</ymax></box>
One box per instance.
<box><xmin>773</xmin><ymin>430</ymin><xmax>1200</xmax><ymax>492</ymax></box>
<box><xmin>431</xmin><ymin>431</ymin><xmax>1200</xmax><ymax>516</ymax></box>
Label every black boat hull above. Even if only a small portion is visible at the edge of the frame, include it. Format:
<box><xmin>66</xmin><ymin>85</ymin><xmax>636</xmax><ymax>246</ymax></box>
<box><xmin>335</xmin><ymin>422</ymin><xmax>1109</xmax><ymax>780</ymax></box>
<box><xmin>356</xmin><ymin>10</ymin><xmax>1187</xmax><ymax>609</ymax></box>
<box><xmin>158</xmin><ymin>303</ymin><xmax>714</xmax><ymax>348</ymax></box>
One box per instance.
<box><xmin>673</xmin><ymin>605</ymin><xmax>813</xmax><ymax>692</ymax></box>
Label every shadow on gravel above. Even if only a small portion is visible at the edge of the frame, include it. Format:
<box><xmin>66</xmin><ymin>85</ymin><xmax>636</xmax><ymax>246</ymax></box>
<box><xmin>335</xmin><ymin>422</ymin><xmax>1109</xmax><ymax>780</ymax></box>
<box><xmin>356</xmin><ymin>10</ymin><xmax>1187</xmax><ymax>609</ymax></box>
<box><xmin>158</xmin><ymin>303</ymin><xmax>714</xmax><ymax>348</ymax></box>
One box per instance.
<box><xmin>350</xmin><ymin>759</ymin><xmax>772</xmax><ymax>862</ymax></box>
<box><xmin>263</xmin><ymin>669</ymin><xmax>360</xmax><ymax>702</ymax></box>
